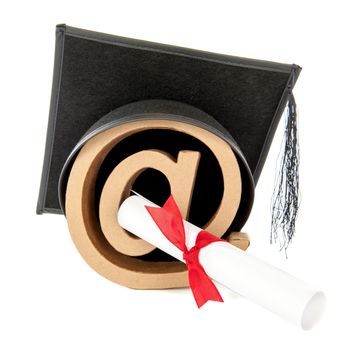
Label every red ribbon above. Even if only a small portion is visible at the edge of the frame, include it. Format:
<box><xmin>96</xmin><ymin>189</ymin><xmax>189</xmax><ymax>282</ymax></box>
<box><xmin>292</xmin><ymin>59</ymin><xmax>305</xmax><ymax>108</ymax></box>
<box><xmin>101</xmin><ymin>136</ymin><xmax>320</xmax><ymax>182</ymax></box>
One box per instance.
<box><xmin>145</xmin><ymin>195</ymin><xmax>224</xmax><ymax>308</ymax></box>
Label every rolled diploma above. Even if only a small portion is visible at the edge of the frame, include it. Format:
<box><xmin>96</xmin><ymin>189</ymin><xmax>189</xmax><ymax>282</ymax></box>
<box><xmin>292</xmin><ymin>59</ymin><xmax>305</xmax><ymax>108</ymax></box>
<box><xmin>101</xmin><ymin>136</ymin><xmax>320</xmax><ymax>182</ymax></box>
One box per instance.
<box><xmin>118</xmin><ymin>195</ymin><xmax>326</xmax><ymax>330</ymax></box>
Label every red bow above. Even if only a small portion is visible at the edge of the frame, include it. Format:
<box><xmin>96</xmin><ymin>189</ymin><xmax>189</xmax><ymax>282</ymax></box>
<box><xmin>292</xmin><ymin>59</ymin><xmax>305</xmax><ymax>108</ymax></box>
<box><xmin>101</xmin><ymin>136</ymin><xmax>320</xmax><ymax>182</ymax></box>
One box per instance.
<box><xmin>145</xmin><ymin>195</ymin><xmax>224</xmax><ymax>308</ymax></box>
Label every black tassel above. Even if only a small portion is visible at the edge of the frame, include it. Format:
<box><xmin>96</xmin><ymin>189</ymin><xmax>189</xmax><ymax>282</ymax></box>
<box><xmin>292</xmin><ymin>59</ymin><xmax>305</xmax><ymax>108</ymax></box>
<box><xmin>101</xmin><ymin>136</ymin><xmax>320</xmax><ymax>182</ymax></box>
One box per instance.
<box><xmin>270</xmin><ymin>92</ymin><xmax>300</xmax><ymax>254</ymax></box>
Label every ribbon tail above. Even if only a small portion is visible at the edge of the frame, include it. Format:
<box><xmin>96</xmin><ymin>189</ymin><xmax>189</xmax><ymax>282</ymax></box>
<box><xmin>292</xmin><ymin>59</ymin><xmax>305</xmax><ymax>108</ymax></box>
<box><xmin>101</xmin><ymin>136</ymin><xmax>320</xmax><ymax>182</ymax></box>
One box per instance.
<box><xmin>187</xmin><ymin>264</ymin><xmax>223</xmax><ymax>308</ymax></box>
<box><xmin>146</xmin><ymin>197</ymin><xmax>224</xmax><ymax>308</ymax></box>
<box><xmin>145</xmin><ymin>195</ymin><xmax>187</xmax><ymax>251</ymax></box>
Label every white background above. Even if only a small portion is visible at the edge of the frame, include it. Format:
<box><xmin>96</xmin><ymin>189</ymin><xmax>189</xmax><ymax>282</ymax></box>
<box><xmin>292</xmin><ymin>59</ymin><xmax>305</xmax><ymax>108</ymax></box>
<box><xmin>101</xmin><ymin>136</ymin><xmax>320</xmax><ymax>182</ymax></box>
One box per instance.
<box><xmin>1</xmin><ymin>1</ymin><xmax>349</xmax><ymax>349</ymax></box>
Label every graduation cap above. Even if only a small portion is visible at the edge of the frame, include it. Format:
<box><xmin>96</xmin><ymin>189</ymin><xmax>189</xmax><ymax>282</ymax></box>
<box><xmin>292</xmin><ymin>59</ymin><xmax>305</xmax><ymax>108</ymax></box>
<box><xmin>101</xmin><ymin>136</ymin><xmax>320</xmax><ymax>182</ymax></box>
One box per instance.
<box><xmin>37</xmin><ymin>25</ymin><xmax>301</xmax><ymax>257</ymax></box>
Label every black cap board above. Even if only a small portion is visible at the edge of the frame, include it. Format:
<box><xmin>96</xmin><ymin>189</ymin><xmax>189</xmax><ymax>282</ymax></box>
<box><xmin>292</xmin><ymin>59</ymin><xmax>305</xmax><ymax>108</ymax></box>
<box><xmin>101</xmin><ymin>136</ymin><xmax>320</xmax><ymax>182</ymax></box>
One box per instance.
<box><xmin>37</xmin><ymin>24</ymin><xmax>301</xmax><ymax>243</ymax></box>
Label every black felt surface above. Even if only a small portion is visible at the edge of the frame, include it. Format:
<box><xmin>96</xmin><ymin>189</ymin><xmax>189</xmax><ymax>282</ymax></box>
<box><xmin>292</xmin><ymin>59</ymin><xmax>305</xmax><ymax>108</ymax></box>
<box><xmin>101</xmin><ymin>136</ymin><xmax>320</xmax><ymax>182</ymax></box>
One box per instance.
<box><xmin>37</xmin><ymin>25</ymin><xmax>300</xmax><ymax>214</ymax></box>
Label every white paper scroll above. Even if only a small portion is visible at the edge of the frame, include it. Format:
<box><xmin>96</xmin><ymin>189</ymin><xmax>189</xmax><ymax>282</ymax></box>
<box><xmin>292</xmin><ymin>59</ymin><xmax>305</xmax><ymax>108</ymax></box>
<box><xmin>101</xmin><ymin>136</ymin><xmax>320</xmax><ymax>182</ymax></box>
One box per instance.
<box><xmin>118</xmin><ymin>195</ymin><xmax>326</xmax><ymax>330</ymax></box>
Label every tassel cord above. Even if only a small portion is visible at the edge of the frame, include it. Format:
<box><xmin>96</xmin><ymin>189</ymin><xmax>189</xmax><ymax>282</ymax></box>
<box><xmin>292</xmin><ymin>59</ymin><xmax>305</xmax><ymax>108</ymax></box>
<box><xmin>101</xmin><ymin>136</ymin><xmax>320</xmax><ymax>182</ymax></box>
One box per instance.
<box><xmin>270</xmin><ymin>93</ymin><xmax>300</xmax><ymax>254</ymax></box>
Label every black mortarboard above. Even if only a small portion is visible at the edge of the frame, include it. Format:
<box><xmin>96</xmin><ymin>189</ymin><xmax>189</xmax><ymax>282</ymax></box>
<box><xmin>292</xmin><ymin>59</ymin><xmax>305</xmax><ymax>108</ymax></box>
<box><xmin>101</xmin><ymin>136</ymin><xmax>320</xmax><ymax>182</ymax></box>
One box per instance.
<box><xmin>37</xmin><ymin>24</ymin><xmax>301</xmax><ymax>251</ymax></box>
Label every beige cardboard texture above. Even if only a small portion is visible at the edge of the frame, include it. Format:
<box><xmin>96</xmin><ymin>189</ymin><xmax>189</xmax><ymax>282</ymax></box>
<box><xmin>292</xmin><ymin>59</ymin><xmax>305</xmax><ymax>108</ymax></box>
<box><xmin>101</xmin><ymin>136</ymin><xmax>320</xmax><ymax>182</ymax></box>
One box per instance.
<box><xmin>65</xmin><ymin>119</ymin><xmax>248</xmax><ymax>289</ymax></box>
<box><xmin>99</xmin><ymin>150</ymin><xmax>201</xmax><ymax>256</ymax></box>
